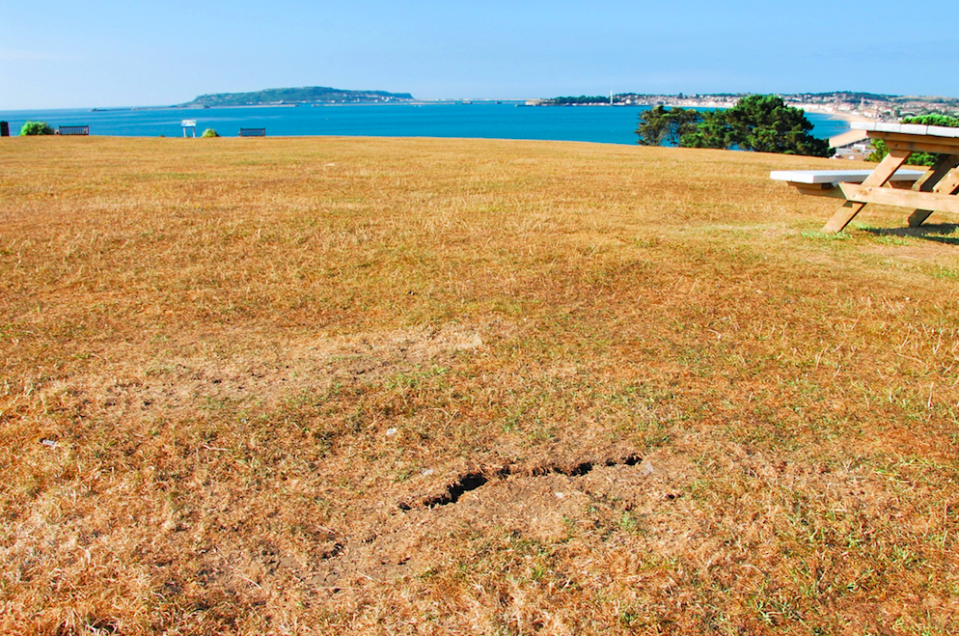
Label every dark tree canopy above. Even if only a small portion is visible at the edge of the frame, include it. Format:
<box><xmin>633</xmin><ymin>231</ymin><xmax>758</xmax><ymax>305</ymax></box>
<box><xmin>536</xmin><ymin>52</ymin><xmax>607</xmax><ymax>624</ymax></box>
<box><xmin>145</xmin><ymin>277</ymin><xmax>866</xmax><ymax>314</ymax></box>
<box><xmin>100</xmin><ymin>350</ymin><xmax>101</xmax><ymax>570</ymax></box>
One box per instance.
<box><xmin>636</xmin><ymin>95</ymin><xmax>833</xmax><ymax>157</ymax></box>
<box><xmin>678</xmin><ymin>110</ymin><xmax>730</xmax><ymax>149</ymax></box>
<box><xmin>635</xmin><ymin>105</ymin><xmax>703</xmax><ymax>147</ymax></box>
<box><xmin>723</xmin><ymin>95</ymin><xmax>831</xmax><ymax>156</ymax></box>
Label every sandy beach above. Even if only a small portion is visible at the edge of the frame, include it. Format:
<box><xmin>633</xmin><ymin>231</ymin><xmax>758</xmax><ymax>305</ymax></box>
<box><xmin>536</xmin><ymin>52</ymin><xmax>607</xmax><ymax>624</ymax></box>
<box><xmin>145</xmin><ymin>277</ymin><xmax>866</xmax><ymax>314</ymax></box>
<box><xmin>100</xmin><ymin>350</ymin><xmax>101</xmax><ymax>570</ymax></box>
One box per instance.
<box><xmin>794</xmin><ymin>104</ymin><xmax>878</xmax><ymax>124</ymax></box>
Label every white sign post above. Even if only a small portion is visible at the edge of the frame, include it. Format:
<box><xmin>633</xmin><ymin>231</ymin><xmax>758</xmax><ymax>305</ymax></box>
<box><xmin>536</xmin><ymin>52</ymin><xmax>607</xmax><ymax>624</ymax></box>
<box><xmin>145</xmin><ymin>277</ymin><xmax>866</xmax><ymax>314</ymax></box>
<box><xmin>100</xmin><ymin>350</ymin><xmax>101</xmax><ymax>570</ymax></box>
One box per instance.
<box><xmin>182</xmin><ymin>120</ymin><xmax>197</xmax><ymax>138</ymax></box>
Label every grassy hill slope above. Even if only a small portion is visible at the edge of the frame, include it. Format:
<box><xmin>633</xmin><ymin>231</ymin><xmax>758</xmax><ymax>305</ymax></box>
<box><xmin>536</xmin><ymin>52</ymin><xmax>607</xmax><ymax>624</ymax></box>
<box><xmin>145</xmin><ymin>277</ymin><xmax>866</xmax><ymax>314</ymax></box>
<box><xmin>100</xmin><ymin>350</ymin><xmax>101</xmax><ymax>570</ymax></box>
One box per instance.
<box><xmin>2</xmin><ymin>136</ymin><xmax>958</xmax><ymax>635</ymax></box>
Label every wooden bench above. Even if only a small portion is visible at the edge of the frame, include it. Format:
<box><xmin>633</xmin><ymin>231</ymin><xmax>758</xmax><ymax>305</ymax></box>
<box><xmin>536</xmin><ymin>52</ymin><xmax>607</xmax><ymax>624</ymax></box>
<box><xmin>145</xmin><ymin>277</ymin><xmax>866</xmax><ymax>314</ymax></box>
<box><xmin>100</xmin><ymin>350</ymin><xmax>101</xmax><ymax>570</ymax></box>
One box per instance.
<box><xmin>239</xmin><ymin>128</ymin><xmax>266</xmax><ymax>137</ymax></box>
<box><xmin>58</xmin><ymin>125</ymin><xmax>89</xmax><ymax>136</ymax></box>
<box><xmin>770</xmin><ymin>169</ymin><xmax>926</xmax><ymax>197</ymax></box>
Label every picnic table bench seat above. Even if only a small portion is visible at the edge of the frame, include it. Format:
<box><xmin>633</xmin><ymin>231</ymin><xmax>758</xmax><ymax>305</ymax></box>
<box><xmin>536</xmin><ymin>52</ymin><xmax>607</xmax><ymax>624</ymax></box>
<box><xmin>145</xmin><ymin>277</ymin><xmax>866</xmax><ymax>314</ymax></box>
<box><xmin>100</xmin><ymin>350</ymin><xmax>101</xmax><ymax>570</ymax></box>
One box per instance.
<box><xmin>770</xmin><ymin>169</ymin><xmax>926</xmax><ymax>187</ymax></box>
<box><xmin>239</xmin><ymin>128</ymin><xmax>266</xmax><ymax>137</ymax></box>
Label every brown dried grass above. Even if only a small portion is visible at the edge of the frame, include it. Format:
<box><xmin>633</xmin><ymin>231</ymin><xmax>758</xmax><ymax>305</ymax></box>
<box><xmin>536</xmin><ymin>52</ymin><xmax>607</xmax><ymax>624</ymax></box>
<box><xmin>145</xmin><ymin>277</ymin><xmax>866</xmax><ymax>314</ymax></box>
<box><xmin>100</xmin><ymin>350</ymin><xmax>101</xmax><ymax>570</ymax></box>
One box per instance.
<box><xmin>2</xmin><ymin>135</ymin><xmax>959</xmax><ymax>635</ymax></box>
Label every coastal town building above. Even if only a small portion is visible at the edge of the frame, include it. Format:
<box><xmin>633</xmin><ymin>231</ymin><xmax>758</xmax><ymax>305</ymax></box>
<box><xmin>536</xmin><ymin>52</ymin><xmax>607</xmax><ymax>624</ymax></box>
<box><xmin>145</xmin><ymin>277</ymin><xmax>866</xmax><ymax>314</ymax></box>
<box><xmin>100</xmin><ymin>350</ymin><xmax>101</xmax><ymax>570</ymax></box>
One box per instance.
<box><xmin>829</xmin><ymin>129</ymin><xmax>873</xmax><ymax>160</ymax></box>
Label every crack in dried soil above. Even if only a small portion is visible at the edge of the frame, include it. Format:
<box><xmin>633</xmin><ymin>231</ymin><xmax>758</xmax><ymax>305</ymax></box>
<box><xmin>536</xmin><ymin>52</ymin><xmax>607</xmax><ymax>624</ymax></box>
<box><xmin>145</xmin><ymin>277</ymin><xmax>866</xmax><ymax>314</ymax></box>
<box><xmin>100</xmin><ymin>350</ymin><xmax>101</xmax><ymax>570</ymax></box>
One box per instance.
<box><xmin>401</xmin><ymin>453</ymin><xmax>643</xmax><ymax>510</ymax></box>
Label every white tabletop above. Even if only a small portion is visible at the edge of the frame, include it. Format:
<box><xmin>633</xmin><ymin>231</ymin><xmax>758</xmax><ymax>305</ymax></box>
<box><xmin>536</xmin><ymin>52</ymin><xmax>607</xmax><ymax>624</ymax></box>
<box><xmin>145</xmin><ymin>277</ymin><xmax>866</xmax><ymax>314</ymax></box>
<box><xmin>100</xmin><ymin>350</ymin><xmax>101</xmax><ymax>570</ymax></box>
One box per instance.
<box><xmin>852</xmin><ymin>121</ymin><xmax>959</xmax><ymax>139</ymax></box>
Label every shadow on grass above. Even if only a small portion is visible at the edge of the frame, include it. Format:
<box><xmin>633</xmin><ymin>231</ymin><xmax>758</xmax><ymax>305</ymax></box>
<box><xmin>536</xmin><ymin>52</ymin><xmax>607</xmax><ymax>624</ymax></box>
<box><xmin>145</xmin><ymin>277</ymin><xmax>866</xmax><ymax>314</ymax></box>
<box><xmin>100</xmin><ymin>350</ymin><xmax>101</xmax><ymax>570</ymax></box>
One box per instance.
<box><xmin>863</xmin><ymin>223</ymin><xmax>959</xmax><ymax>246</ymax></box>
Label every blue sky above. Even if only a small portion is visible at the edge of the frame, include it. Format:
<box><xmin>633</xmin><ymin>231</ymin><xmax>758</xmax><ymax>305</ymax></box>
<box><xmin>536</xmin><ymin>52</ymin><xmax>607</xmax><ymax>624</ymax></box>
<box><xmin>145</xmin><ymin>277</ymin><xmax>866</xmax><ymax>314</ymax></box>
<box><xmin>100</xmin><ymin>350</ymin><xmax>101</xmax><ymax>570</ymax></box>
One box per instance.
<box><xmin>2</xmin><ymin>0</ymin><xmax>956</xmax><ymax>110</ymax></box>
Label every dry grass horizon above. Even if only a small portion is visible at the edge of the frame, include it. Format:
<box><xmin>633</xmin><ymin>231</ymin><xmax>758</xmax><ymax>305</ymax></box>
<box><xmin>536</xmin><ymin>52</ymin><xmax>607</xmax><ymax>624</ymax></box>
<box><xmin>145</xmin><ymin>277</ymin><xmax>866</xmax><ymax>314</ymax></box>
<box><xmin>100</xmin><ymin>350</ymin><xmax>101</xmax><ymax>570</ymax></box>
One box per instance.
<box><xmin>2</xmin><ymin>135</ymin><xmax>959</xmax><ymax>635</ymax></box>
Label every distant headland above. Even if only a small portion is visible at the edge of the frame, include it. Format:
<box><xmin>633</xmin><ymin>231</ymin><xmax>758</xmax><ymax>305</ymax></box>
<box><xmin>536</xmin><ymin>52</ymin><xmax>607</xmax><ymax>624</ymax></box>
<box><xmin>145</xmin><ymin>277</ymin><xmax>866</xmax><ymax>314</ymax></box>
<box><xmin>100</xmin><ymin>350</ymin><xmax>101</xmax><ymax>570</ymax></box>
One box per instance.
<box><xmin>178</xmin><ymin>86</ymin><xmax>415</xmax><ymax>108</ymax></box>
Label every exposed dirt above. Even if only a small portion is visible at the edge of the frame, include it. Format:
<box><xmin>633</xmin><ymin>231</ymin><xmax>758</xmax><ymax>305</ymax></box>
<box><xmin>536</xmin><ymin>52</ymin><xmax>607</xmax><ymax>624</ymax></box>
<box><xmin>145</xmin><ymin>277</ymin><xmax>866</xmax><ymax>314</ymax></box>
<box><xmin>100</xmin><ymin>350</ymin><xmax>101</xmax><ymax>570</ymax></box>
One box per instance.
<box><xmin>306</xmin><ymin>451</ymin><xmax>663</xmax><ymax>590</ymax></box>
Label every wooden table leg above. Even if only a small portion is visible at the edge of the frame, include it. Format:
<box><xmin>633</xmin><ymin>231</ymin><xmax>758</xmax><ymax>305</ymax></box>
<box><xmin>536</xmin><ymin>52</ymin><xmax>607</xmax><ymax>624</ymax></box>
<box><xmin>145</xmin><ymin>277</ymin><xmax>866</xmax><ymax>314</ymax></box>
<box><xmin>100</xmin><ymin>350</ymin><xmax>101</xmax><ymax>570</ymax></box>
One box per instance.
<box><xmin>907</xmin><ymin>155</ymin><xmax>959</xmax><ymax>227</ymax></box>
<box><xmin>937</xmin><ymin>170</ymin><xmax>959</xmax><ymax>195</ymax></box>
<box><xmin>822</xmin><ymin>148</ymin><xmax>911</xmax><ymax>233</ymax></box>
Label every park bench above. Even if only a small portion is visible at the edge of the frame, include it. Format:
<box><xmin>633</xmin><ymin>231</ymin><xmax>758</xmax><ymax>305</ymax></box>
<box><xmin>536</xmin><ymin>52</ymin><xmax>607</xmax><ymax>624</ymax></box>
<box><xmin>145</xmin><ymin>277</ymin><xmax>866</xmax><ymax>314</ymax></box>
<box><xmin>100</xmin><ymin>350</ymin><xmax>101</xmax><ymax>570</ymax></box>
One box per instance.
<box><xmin>58</xmin><ymin>125</ymin><xmax>89</xmax><ymax>136</ymax></box>
<box><xmin>239</xmin><ymin>128</ymin><xmax>266</xmax><ymax>137</ymax></box>
<box><xmin>770</xmin><ymin>169</ymin><xmax>925</xmax><ymax>196</ymax></box>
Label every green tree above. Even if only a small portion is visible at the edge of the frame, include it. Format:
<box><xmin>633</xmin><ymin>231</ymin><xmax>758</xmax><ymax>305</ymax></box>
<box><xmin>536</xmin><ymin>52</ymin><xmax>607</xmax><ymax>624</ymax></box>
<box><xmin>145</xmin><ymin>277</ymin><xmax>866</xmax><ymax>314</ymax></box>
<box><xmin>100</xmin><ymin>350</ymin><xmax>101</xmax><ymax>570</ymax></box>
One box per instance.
<box><xmin>636</xmin><ymin>105</ymin><xmax>671</xmax><ymax>146</ymax></box>
<box><xmin>19</xmin><ymin>121</ymin><xmax>55</xmax><ymax>136</ymax></box>
<box><xmin>678</xmin><ymin>110</ymin><xmax>730</xmax><ymax>149</ymax></box>
<box><xmin>635</xmin><ymin>106</ymin><xmax>702</xmax><ymax>146</ymax></box>
<box><xmin>868</xmin><ymin>114</ymin><xmax>959</xmax><ymax>166</ymax></box>
<box><xmin>722</xmin><ymin>95</ymin><xmax>832</xmax><ymax>156</ymax></box>
<box><xmin>636</xmin><ymin>95</ymin><xmax>832</xmax><ymax>157</ymax></box>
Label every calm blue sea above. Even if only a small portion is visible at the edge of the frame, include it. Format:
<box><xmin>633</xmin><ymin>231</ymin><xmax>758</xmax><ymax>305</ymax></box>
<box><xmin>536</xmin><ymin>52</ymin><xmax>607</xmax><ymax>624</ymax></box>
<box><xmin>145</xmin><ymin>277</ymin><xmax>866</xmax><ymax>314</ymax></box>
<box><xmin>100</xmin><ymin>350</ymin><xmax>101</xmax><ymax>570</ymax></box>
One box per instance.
<box><xmin>0</xmin><ymin>102</ymin><xmax>850</xmax><ymax>145</ymax></box>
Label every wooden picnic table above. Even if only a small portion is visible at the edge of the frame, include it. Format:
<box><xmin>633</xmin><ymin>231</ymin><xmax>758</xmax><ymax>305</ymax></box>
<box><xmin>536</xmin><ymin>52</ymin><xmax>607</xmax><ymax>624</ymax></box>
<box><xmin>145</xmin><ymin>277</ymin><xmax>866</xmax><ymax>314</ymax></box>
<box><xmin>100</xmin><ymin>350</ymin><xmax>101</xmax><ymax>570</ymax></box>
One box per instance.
<box><xmin>771</xmin><ymin>122</ymin><xmax>959</xmax><ymax>233</ymax></box>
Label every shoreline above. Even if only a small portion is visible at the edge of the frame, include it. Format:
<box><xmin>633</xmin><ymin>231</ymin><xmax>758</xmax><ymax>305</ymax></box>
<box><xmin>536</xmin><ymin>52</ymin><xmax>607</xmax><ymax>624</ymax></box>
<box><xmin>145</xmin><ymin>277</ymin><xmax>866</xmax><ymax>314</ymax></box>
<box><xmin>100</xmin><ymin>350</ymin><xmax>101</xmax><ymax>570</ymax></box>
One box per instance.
<box><xmin>793</xmin><ymin>106</ymin><xmax>877</xmax><ymax>124</ymax></box>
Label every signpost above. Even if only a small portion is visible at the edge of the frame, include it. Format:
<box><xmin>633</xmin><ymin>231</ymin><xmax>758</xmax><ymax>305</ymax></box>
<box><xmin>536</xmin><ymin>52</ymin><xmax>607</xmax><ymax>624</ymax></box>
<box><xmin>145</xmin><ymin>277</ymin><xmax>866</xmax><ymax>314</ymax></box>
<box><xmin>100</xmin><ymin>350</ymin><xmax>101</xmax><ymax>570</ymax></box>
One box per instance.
<box><xmin>181</xmin><ymin>120</ymin><xmax>197</xmax><ymax>138</ymax></box>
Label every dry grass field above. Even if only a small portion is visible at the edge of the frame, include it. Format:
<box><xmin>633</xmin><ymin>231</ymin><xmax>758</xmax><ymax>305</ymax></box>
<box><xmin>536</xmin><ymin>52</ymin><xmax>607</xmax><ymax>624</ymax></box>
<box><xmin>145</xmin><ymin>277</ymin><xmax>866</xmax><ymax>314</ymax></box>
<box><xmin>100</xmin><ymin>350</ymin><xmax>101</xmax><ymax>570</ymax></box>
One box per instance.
<box><xmin>2</xmin><ymin>135</ymin><xmax>959</xmax><ymax>635</ymax></box>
